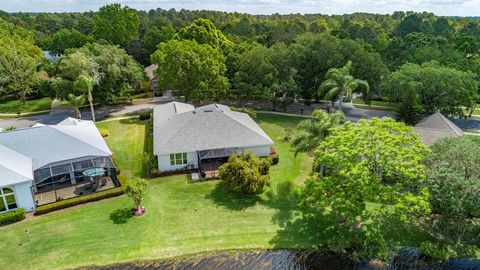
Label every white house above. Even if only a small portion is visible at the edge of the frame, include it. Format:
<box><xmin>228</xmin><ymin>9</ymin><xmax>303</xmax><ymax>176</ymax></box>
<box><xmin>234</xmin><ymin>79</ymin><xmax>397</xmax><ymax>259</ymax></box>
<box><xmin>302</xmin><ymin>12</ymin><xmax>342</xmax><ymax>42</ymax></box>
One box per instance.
<box><xmin>153</xmin><ymin>102</ymin><xmax>273</xmax><ymax>174</ymax></box>
<box><xmin>0</xmin><ymin>118</ymin><xmax>118</xmax><ymax>213</ymax></box>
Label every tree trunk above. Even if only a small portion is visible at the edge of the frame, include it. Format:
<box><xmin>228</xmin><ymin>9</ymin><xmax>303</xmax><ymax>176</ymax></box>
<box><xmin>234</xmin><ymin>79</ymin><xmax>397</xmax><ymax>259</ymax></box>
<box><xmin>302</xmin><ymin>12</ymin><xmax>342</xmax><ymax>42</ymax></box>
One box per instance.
<box><xmin>76</xmin><ymin>108</ymin><xmax>82</xmax><ymax>120</ymax></box>
<box><xmin>88</xmin><ymin>90</ymin><xmax>96</xmax><ymax>122</ymax></box>
<box><xmin>21</xmin><ymin>90</ymin><xmax>26</xmax><ymax>105</ymax></box>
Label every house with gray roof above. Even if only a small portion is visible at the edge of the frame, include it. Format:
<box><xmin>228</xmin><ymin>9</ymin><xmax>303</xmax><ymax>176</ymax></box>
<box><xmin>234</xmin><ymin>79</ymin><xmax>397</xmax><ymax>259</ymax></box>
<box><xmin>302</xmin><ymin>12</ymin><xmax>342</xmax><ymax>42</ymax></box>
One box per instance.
<box><xmin>153</xmin><ymin>102</ymin><xmax>273</xmax><ymax>175</ymax></box>
<box><xmin>0</xmin><ymin>118</ymin><xmax>118</xmax><ymax>213</ymax></box>
<box><xmin>414</xmin><ymin>112</ymin><xmax>465</xmax><ymax>146</ymax></box>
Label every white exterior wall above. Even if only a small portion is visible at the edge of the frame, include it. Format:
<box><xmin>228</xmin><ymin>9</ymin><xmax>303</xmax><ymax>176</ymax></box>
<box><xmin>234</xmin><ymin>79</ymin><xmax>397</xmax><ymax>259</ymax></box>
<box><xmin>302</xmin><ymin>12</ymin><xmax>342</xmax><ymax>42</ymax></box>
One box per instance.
<box><xmin>157</xmin><ymin>152</ymin><xmax>198</xmax><ymax>172</ymax></box>
<box><xmin>239</xmin><ymin>145</ymin><xmax>271</xmax><ymax>157</ymax></box>
<box><xmin>9</xmin><ymin>181</ymin><xmax>35</xmax><ymax>212</ymax></box>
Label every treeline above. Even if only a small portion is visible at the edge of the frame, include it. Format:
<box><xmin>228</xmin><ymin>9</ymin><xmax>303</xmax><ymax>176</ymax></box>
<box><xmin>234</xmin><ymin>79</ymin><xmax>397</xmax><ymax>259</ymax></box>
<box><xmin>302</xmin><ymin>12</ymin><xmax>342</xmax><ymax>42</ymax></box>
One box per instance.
<box><xmin>1</xmin><ymin>6</ymin><xmax>480</xmax><ymax>122</ymax></box>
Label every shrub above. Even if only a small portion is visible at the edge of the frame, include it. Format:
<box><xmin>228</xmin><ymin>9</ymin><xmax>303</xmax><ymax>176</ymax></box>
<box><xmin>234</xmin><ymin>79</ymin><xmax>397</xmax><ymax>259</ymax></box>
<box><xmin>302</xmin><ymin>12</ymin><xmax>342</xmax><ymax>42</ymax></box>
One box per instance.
<box><xmin>231</xmin><ymin>107</ymin><xmax>257</xmax><ymax>119</ymax></box>
<box><xmin>219</xmin><ymin>152</ymin><xmax>271</xmax><ymax>194</ymax></box>
<box><xmin>270</xmin><ymin>153</ymin><xmax>279</xmax><ymax>165</ymax></box>
<box><xmin>0</xmin><ymin>208</ymin><xmax>25</xmax><ymax>226</ymax></box>
<box><xmin>35</xmin><ymin>187</ymin><xmax>124</xmax><ymax>215</ymax></box>
<box><xmin>98</xmin><ymin>128</ymin><xmax>109</xmax><ymax>137</ymax></box>
<box><xmin>139</xmin><ymin>112</ymin><xmax>151</xmax><ymax>120</ymax></box>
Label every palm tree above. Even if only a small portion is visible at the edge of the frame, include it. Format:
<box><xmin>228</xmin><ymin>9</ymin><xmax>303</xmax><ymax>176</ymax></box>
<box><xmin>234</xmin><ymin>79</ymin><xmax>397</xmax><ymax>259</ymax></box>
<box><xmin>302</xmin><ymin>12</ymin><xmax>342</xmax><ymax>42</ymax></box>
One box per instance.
<box><xmin>292</xmin><ymin>109</ymin><xmax>344</xmax><ymax>156</ymax></box>
<box><xmin>74</xmin><ymin>74</ymin><xmax>97</xmax><ymax>122</ymax></box>
<box><xmin>66</xmin><ymin>94</ymin><xmax>86</xmax><ymax>120</ymax></box>
<box><xmin>318</xmin><ymin>60</ymin><xmax>369</xmax><ymax>110</ymax></box>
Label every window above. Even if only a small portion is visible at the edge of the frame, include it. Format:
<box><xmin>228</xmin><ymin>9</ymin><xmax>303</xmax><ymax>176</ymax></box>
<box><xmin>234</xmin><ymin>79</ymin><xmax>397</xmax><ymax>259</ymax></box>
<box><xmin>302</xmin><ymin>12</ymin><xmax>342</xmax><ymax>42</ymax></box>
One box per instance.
<box><xmin>0</xmin><ymin>187</ymin><xmax>17</xmax><ymax>213</ymax></box>
<box><xmin>169</xmin><ymin>153</ymin><xmax>188</xmax><ymax>166</ymax></box>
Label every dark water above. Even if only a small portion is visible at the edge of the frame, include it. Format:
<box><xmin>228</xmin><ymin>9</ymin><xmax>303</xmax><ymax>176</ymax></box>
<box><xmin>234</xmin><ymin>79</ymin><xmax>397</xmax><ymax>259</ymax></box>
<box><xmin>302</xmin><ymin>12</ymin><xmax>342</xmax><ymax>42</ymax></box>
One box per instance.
<box><xmin>79</xmin><ymin>250</ymin><xmax>480</xmax><ymax>270</ymax></box>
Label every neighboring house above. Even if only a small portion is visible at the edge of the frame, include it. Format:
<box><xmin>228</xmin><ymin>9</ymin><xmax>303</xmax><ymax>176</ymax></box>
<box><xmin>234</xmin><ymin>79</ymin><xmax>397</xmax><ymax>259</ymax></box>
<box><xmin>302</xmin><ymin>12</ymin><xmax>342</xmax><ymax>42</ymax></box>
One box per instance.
<box><xmin>153</xmin><ymin>102</ymin><xmax>273</xmax><ymax>175</ymax></box>
<box><xmin>414</xmin><ymin>112</ymin><xmax>465</xmax><ymax>146</ymax></box>
<box><xmin>145</xmin><ymin>64</ymin><xmax>158</xmax><ymax>93</ymax></box>
<box><xmin>0</xmin><ymin>118</ymin><xmax>119</xmax><ymax>213</ymax></box>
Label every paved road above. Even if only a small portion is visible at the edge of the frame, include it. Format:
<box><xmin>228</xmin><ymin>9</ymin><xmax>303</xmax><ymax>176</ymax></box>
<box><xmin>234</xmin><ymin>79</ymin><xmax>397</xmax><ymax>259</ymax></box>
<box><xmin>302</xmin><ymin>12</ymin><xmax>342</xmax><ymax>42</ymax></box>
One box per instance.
<box><xmin>0</xmin><ymin>103</ymin><xmax>154</xmax><ymax>129</ymax></box>
<box><xmin>341</xmin><ymin>103</ymin><xmax>395</xmax><ymax>122</ymax></box>
<box><xmin>2</xmin><ymin>99</ymin><xmax>480</xmax><ymax>131</ymax></box>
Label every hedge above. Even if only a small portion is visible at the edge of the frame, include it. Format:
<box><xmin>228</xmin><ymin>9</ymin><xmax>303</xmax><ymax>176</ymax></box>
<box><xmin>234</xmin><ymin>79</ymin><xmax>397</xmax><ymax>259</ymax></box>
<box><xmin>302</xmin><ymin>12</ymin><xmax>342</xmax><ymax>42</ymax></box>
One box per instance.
<box><xmin>0</xmin><ymin>208</ymin><xmax>25</xmax><ymax>226</ymax></box>
<box><xmin>35</xmin><ymin>187</ymin><xmax>124</xmax><ymax>215</ymax></box>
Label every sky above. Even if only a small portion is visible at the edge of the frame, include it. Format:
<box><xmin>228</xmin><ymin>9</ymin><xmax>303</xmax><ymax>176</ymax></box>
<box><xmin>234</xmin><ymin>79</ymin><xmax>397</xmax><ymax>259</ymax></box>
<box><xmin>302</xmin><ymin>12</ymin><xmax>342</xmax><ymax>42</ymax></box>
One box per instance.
<box><xmin>1</xmin><ymin>0</ymin><xmax>480</xmax><ymax>16</ymax></box>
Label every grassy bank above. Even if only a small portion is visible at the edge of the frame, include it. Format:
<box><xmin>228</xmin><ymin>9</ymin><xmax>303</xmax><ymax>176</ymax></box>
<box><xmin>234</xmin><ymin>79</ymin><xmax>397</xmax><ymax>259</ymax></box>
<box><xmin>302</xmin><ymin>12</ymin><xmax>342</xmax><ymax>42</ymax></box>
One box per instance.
<box><xmin>0</xmin><ymin>97</ymin><xmax>52</xmax><ymax>114</ymax></box>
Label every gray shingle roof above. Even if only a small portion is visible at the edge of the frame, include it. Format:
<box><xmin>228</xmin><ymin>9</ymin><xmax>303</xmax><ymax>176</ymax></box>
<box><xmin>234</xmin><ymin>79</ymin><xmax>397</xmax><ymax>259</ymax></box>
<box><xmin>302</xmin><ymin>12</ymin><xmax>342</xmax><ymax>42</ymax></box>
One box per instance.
<box><xmin>0</xmin><ymin>120</ymin><xmax>112</xmax><ymax>171</ymax></box>
<box><xmin>414</xmin><ymin>112</ymin><xmax>464</xmax><ymax>145</ymax></box>
<box><xmin>153</xmin><ymin>102</ymin><xmax>273</xmax><ymax>155</ymax></box>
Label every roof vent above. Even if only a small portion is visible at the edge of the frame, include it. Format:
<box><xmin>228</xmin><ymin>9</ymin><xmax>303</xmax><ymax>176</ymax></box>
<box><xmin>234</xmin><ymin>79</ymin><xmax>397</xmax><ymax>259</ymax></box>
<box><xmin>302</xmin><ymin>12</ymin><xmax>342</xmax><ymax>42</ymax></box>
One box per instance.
<box><xmin>204</xmin><ymin>109</ymin><xmax>213</xmax><ymax>113</ymax></box>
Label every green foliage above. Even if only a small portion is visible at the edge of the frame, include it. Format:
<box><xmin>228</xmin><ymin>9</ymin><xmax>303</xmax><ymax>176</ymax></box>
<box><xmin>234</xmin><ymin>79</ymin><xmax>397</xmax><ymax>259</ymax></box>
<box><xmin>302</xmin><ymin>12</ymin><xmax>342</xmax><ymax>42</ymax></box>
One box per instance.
<box><xmin>230</xmin><ymin>107</ymin><xmax>257</xmax><ymax>118</ymax></box>
<box><xmin>219</xmin><ymin>152</ymin><xmax>271</xmax><ymax>194</ymax></box>
<box><xmin>124</xmin><ymin>178</ymin><xmax>148</xmax><ymax>208</ymax></box>
<box><xmin>420</xmin><ymin>136</ymin><xmax>480</xmax><ymax>258</ymax></box>
<box><xmin>143</xmin><ymin>25</ymin><xmax>175</xmax><ymax>59</ymax></box>
<box><xmin>43</xmin><ymin>28</ymin><xmax>88</xmax><ymax>55</ymax></box>
<box><xmin>98</xmin><ymin>128</ymin><xmax>109</xmax><ymax>137</ymax></box>
<box><xmin>0</xmin><ymin>19</ymin><xmax>44</xmax><ymax>104</ymax></box>
<box><xmin>234</xmin><ymin>43</ymin><xmax>299</xmax><ymax>110</ymax></box>
<box><xmin>292</xmin><ymin>109</ymin><xmax>344</xmax><ymax>156</ymax></box>
<box><xmin>318</xmin><ymin>60</ymin><xmax>370</xmax><ymax>108</ymax></box>
<box><xmin>301</xmin><ymin>118</ymin><xmax>430</xmax><ymax>259</ymax></box>
<box><xmin>174</xmin><ymin>18</ymin><xmax>233</xmax><ymax>51</ymax></box>
<box><xmin>396</xmin><ymin>88</ymin><xmax>423</xmax><ymax>125</ymax></box>
<box><xmin>151</xmin><ymin>39</ymin><xmax>229</xmax><ymax>102</ymax></box>
<box><xmin>65</xmin><ymin>93</ymin><xmax>86</xmax><ymax>119</ymax></box>
<box><xmin>34</xmin><ymin>187</ymin><xmax>124</xmax><ymax>215</ymax></box>
<box><xmin>138</xmin><ymin>112</ymin><xmax>151</xmax><ymax>120</ymax></box>
<box><xmin>0</xmin><ymin>208</ymin><xmax>25</xmax><ymax>226</ymax></box>
<box><xmin>93</xmin><ymin>3</ymin><xmax>139</xmax><ymax>46</ymax></box>
<box><xmin>59</xmin><ymin>43</ymin><xmax>144</xmax><ymax>105</ymax></box>
<box><xmin>382</xmin><ymin>61</ymin><xmax>478</xmax><ymax>117</ymax></box>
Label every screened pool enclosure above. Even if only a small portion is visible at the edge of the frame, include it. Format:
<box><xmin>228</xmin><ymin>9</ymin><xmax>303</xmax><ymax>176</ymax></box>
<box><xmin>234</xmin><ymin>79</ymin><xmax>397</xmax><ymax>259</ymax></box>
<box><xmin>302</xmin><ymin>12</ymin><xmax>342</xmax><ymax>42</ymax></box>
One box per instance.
<box><xmin>33</xmin><ymin>156</ymin><xmax>119</xmax><ymax>205</ymax></box>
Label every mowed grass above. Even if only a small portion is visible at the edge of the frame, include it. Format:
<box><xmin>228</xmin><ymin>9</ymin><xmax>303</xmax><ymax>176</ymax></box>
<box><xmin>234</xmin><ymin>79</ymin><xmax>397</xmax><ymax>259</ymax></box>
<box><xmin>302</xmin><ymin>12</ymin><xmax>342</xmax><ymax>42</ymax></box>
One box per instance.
<box><xmin>0</xmin><ymin>114</ymin><xmax>314</xmax><ymax>270</ymax></box>
<box><xmin>0</xmin><ymin>97</ymin><xmax>52</xmax><ymax>114</ymax></box>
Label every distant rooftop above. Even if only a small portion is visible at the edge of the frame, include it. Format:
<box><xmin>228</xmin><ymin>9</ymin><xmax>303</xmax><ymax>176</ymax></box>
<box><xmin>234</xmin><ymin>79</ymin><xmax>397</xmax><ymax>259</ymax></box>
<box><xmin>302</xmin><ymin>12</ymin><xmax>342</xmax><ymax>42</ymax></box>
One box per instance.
<box><xmin>414</xmin><ymin>112</ymin><xmax>464</xmax><ymax>145</ymax></box>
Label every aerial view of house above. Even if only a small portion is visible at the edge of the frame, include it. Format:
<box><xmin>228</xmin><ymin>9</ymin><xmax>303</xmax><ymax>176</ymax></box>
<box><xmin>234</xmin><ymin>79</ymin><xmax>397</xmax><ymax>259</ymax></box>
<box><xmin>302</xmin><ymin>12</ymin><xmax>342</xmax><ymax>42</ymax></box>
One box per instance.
<box><xmin>1</xmin><ymin>1</ymin><xmax>480</xmax><ymax>270</ymax></box>
<box><xmin>153</xmin><ymin>102</ymin><xmax>273</xmax><ymax>176</ymax></box>
<box><xmin>0</xmin><ymin>118</ymin><xmax>119</xmax><ymax>212</ymax></box>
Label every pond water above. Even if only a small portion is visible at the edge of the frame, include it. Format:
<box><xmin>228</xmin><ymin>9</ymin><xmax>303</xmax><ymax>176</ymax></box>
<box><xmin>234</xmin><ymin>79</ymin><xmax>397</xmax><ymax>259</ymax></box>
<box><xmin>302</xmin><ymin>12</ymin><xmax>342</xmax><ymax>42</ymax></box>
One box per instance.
<box><xmin>80</xmin><ymin>249</ymin><xmax>480</xmax><ymax>270</ymax></box>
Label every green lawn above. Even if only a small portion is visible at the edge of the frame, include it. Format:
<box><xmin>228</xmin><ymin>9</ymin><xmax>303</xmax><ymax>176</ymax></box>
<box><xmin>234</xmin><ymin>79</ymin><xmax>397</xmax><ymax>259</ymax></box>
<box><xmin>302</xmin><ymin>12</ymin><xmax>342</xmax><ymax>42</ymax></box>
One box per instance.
<box><xmin>0</xmin><ymin>97</ymin><xmax>52</xmax><ymax>114</ymax></box>
<box><xmin>352</xmin><ymin>98</ymin><xmax>399</xmax><ymax>111</ymax></box>
<box><xmin>0</xmin><ymin>114</ymin><xmax>315</xmax><ymax>270</ymax></box>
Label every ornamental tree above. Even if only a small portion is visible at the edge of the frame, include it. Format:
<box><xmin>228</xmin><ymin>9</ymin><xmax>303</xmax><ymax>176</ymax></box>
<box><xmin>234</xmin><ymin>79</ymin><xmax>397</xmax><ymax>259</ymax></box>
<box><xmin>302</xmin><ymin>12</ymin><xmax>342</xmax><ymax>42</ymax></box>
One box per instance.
<box><xmin>300</xmin><ymin>118</ymin><xmax>430</xmax><ymax>259</ymax></box>
<box><xmin>219</xmin><ymin>152</ymin><xmax>271</xmax><ymax>195</ymax></box>
<box><xmin>124</xmin><ymin>178</ymin><xmax>148</xmax><ymax>215</ymax></box>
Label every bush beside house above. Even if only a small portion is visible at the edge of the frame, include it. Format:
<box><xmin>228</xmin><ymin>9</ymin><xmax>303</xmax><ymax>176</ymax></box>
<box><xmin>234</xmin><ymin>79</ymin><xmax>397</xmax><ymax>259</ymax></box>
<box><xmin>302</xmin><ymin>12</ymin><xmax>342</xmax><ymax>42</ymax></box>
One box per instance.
<box><xmin>0</xmin><ymin>208</ymin><xmax>25</xmax><ymax>226</ymax></box>
<box><xmin>219</xmin><ymin>152</ymin><xmax>271</xmax><ymax>194</ymax></box>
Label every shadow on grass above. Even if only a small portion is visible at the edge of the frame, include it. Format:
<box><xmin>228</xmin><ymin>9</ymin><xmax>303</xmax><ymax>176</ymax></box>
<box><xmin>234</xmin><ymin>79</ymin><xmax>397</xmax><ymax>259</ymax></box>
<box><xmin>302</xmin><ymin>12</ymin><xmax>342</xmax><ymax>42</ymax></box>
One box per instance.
<box><xmin>206</xmin><ymin>181</ymin><xmax>262</xmax><ymax>211</ymax></box>
<box><xmin>110</xmin><ymin>208</ymin><xmax>133</xmax><ymax>224</ymax></box>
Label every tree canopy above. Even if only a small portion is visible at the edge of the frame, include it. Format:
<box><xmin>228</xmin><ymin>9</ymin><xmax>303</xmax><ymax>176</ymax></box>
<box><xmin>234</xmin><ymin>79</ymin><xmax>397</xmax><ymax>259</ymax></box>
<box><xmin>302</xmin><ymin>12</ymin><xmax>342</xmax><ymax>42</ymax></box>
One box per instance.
<box><xmin>301</xmin><ymin>118</ymin><xmax>430</xmax><ymax>259</ymax></box>
<box><xmin>382</xmin><ymin>61</ymin><xmax>478</xmax><ymax>118</ymax></box>
<box><xmin>151</xmin><ymin>39</ymin><xmax>229</xmax><ymax>102</ymax></box>
<box><xmin>421</xmin><ymin>137</ymin><xmax>480</xmax><ymax>259</ymax></box>
<box><xmin>93</xmin><ymin>3</ymin><xmax>140</xmax><ymax>46</ymax></box>
<box><xmin>174</xmin><ymin>18</ymin><xmax>233</xmax><ymax>51</ymax></box>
